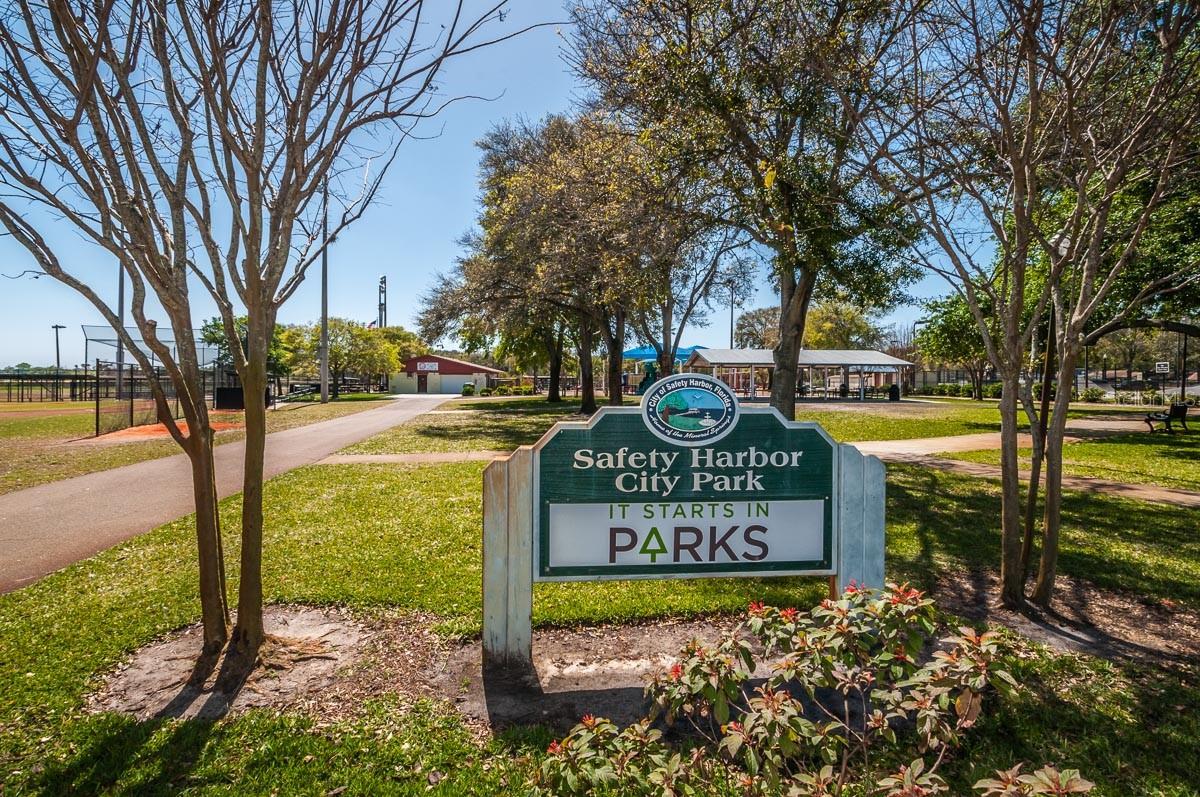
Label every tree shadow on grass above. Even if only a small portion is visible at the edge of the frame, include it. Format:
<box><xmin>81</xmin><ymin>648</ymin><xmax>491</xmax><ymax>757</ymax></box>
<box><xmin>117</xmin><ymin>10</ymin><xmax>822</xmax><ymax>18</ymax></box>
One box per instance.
<box><xmin>886</xmin><ymin>464</ymin><xmax>1200</xmax><ymax>665</ymax></box>
<box><xmin>33</xmin><ymin>715</ymin><xmax>218</xmax><ymax>795</ymax></box>
<box><xmin>946</xmin><ymin>654</ymin><xmax>1200</xmax><ymax>795</ymax></box>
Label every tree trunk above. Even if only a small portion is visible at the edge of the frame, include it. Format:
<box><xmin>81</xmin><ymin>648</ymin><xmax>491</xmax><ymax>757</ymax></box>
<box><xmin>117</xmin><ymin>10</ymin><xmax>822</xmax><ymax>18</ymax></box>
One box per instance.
<box><xmin>659</xmin><ymin>300</ymin><xmax>674</xmax><ymax>376</ymax></box>
<box><xmin>606</xmin><ymin>309</ymin><xmax>625</xmax><ymax>407</ymax></box>
<box><xmin>232</xmin><ymin>328</ymin><xmax>269</xmax><ymax>656</ymax></box>
<box><xmin>186</xmin><ymin>426</ymin><xmax>229</xmax><ymax>652</ymax></box>
<box><xmin>578</xmin><ymin>322</ymin><xmax>597</xmax><ymax>415</ymax></box>
<box><xmin>1032</xmin><ymin>344</ymin><xmax>1081</xmax><ymax>607</ymax></box>
<box><xmin>997</xmin><ymin>370</ymin><xmax>1027</xmax><ymax>608</ymax></box>
<box><xmin>770</xmin><ymin>266</ymin><xmax>816</xmax><ymax>419</ymax></box>
<box><xmin>546</xmin><ymin>331</ymin><xmax>563</xmax><ymax>403</ymax></box>
<box><xmin>1021</xmin><ymin>313</ymin><xmax>1055</xmax><ymax>576</ymax></box>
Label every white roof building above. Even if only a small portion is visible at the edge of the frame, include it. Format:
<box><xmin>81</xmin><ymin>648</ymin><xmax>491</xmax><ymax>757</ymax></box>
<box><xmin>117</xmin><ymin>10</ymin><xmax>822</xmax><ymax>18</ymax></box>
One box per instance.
<box><xmin>684</xmin><ymin>348</ymin><xmax>913</xmax><ymax>370</ymax></box>
<box><xmin>682</xmin><ymin>348</ymin><xmax>915</xmax><ymax>399</ymax></box>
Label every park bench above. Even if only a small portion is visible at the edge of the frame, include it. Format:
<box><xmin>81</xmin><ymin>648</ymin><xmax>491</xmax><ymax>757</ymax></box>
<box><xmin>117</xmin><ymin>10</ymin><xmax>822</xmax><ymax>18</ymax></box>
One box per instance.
<box><xmin>1144</xmin><ymin>403</ymin><xmax>1189</xmax><ymax>433</ymax></box>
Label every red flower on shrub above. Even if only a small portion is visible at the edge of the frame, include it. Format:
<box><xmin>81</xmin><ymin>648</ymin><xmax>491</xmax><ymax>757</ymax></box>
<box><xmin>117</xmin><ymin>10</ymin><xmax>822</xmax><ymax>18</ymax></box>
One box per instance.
<box><xmin>780</xmin><ymin>607</ymin><xmax>798</xmax><ymax>622</ymax></box>
<box><xmin>581</xmin><ymin>714</ymin><xmax>597</xmax><ymax>729</ymax></box>
<box><xmin>748</xmin><ymin>601</ymin><xmax>765</xmax><ymax>616</ymax></box>
<box><xmin>669</xmin><ymin>663</ymin><xmax>683</xmax><ymax>681</ymax></box>
<box><xmin>547</xmin><ymin>740</ymin><xmax>562</xmax><ymax>755</ymax></box>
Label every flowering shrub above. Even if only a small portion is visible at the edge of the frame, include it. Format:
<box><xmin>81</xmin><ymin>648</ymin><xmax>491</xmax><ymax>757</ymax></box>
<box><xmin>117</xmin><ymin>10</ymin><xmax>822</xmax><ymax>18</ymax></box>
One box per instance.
<box><xmin>529</xmin><ymin>584</ymin><xmax>1091</xmax><ymax>796</ymax></box>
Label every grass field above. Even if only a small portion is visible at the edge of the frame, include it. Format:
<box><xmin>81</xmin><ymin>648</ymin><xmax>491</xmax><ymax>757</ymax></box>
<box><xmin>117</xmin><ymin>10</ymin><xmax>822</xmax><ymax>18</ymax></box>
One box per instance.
<box><xmin>0</xmin><ymin>395</ymin><xmax>392</xmax><ymax>495</ymax></box>
<box><xmin>3</xmin><ymin>394</ymin><xmax>1196</xmax><ymax>795</ymax></box>
<box><xmin>349</xmin><ymin>395</ymin><xmax>1160</xmax><ymax>458</ymax></box>
<box><xmin>1</xmin><ymin>459</ymin><xmax>1197</xmax><ymax>795</ymax></box>
<box><xmin>345</xmin><ymin>396</ymin><xmax>1024</xmax><ymax>455</ymax></box>
<box><xmin>942</xmin><ymin>432</ymin><xmax>1200</xmax><ymax>492</ymax></box>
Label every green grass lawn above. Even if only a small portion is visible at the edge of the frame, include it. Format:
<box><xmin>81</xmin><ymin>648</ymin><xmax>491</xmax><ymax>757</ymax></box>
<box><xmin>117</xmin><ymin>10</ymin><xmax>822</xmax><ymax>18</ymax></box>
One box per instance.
<box><xmin>349</xmin><ymin>394</ymin><xmax>1166</xmax><ymax>458</ymax></box>
<box><xmin>2</xmin><ymin>460</ymin><xmax>1197</xmax><ymax>795</ymax></box>
<box><xmin>0</xmin><ymin>396</ymin><xmax>393</xmax><ymax>495</ymax></box>
<box><xmin>344</xmin><ymin>398</ymin><xmax>587</xmax><ymax>454</ymax></box>
<box><xmin>941</xmin><ymin>432</ymin><xmax>1200</xmax><ymax>492</ymax></box>
<box><xmin>345</xmin><ymin>397</ymin><xmax>1021</xmax><ymax>455</ymax></box>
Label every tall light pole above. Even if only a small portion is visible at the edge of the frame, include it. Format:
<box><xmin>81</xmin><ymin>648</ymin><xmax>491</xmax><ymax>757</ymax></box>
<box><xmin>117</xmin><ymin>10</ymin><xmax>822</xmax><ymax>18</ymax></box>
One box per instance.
<box><xmin>51</xmin><ymin>324</ymin><xmax>65</xmax><ymax>400</ymax></box>
<box><xmin>725</xmin><ymin>277</ymin><xmax>737</xmax><ymax>348</ymax></box>
<box><xmin>378</xmin><ymin>275</ymin><xmax>387</xmax><ymax>329</ymax></box>
<box><xmin>320</xmin><ymin>179</ymin><xmax>330</xmax><ymax>404</ymax></box>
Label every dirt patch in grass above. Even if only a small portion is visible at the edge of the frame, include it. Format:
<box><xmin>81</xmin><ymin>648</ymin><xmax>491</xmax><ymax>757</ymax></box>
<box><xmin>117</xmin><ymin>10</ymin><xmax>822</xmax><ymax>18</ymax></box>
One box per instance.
<box><xmin>926</xmin><ymin>568</ymin><xmax>1200</xmax><ymax>666</ymax></box>
<box><xmin>87</xmin><ymin>604</ymin><xmax>734</xmax><ymax>731</ymax></box>
<box><xmin>84</xmin><ymin>417</ymin><xmax>245</xmax><ymax>442</ymax></box>
<box><xmin>89</xmin><ymin>606</ymin><xmax>368</xmax><ymax>720</ymax></box>
<box><xmin>88</xmin><ymin>576</ymin><xmax>1200</xmax><ymax>732</ymax></box>
<box><xmin>435</xmin><ymin>617</ymin><xmax>742</xmax><ymax>734</ymax></box>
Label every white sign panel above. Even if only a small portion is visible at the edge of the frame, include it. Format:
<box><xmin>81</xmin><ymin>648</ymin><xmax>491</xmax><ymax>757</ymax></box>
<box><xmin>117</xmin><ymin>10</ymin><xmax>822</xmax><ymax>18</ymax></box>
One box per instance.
<box><xmin>416</xmin><ymin>361</ymin><xmax>439</xmax><ymax>372</ymax></box>
<box><xmin>1155</xmin><ymin>361</ymin><xmax>1170</xmax><ymax>374</ymax></box>
<box><xmin>547</xmin><ymin>499</ymin><xmax>825</xmax><ymax>571</ymax></box>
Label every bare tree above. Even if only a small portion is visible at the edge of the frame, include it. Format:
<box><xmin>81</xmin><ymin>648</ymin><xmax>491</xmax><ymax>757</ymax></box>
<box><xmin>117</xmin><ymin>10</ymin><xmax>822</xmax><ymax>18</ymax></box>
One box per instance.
<box><xmin>867</xmin><ymin>0</ymin><xmax>1199</xmax><ymax>606</ymax></box>
<box><xmin>0</xmin><ymin>0</ymin><xmax>538</xmax><ymax>656</ymax></box>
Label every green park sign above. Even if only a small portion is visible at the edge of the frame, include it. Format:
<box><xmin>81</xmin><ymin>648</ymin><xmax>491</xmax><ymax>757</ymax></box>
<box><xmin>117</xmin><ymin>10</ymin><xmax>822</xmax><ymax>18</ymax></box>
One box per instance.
<box><xmin>482</xmin><ymin>373</ymin><xmax>885</xmax><ymax>670</ymax></box>
<box><xmin>534</xmin><ymin>374</ymin><xmax>836</xmax><ymax>580</ymax></box>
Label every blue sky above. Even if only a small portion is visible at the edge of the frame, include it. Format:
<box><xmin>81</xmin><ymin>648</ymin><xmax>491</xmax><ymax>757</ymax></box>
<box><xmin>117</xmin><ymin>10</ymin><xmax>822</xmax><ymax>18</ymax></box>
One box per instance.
<box><xmin>0</xmin><ymin>3</ymin><xmax>944</xmax><ymax>369</ymax></box>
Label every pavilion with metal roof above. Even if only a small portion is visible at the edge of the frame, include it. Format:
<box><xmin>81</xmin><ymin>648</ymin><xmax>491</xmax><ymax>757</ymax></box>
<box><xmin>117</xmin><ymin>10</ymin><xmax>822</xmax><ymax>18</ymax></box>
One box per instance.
<box><xmin>682</xmin><ymin>348</ymin><xmax>915</xmax><ymax>399</ymax></box>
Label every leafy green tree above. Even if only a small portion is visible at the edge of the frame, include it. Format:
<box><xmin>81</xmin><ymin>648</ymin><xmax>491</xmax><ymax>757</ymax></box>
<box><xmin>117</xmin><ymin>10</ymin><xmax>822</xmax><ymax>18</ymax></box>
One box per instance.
<box><xmin>378</xmin><ymin>326</ymin><xmax>428</xmax><ymax>365</ymax></box>
<box><xmin>301</xmin><ymin>319</ymin><xmax>398</xmax><ymax>396</ymax></box>
<box><xmin>200</xmin><ymin>317</ymin><xmax>292</xmax><ymax>377</ymax></box>
<box><xmin>915</xmin><ymin>296</ymin><xmax>991</xmax><ymax>400</ymax></box>
<box><xmin>570</xmin><ymin>0</ymin><xmax>919</xmax><ymax>418</ymax></box>
<box><xmin>802</xmin><ymin>300</ymin><xmax>885</xmax><ymax>351</ymax></box>
<box><xmin>735</xmin><ymin>307</ymin><xmax>781</xmax><ymax>350</ymax></box>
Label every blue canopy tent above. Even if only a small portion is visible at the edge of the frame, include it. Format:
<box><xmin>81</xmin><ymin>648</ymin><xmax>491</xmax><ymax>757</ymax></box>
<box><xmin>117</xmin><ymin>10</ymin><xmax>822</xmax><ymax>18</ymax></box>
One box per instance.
<box><xmin>621</xmin><ymin>344</ymin><xmax>708</xmax><ymax>363</ymax></box>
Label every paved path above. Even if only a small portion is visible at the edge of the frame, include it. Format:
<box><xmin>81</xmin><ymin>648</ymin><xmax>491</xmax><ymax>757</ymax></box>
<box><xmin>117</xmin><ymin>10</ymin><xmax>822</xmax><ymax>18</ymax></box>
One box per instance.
<box><xmin>871</xmin><ymin>452</ymin><xmax>1200</xmax><ymax>507</ymax></box>
<box><xmin>854</xmin><ymin>416</ymin><xmax>1199</xmax><ymax>507</ymax></box>
<box><xmin>853</xmin><ymin>416</ymin><xmax>1141</xmax><ymax>458</ymax></box>
<box><xmin>0</xmin><ymin>395</ymin><xmax>444</xmax><ymax>593</ymax></box>
<box><xmin>317</xmin><ymin>451</ymin><xmax>506</xmax><ymax>465</ymax></box>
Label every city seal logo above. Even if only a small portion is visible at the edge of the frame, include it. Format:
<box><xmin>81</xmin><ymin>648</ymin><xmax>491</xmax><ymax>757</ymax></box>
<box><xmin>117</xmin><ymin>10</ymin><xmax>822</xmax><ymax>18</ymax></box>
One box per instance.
<box><xmin>642</xmin><ymin>373</ymin><xmax>739</xmax><ymax>446</ymax></box>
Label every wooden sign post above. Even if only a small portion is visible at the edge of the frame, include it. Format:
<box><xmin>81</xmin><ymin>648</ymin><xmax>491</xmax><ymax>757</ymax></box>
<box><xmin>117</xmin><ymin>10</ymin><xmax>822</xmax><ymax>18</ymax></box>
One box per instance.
<box><xmin>482</xmin><ymin>375</ymin><xmax>885</xmax><ymax>671</ymax></box>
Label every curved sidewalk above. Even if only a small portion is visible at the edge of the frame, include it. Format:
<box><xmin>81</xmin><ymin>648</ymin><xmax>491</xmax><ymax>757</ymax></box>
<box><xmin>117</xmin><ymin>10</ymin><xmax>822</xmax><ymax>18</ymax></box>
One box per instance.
<box><xmin>853</xmin><ymin>417</ymin><xmax>1200</xmax><ymax>507</ymax></box>
<box><xmin>0</xmin><ymin>396</ymin><xmax>444</xmax><ymax>594</ymax></box>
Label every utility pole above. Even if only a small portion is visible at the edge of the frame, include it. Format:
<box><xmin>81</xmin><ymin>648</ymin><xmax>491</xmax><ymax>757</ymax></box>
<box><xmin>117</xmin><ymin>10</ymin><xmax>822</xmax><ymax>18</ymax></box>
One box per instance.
<box><xmin>320</xmin><ymin>179</ymin><xmax>330</xmax><ymax>404</ymax></box>
<box><xmin>52</xmin><ymin>324</ymin><xmax>65</xmax><ymax>401</ymax></box>
<box><xmin>51</xmin><ymin>324</ymin><xmax>65</xmax><ymax>372</ymax></box>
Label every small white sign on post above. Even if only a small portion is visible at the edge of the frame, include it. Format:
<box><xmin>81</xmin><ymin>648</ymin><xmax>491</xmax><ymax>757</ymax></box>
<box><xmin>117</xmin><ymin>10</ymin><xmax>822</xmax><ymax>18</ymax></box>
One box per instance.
<box><xmin>1156</xmin><ymin>361</ymin><xmax>1171</xmax><ymax>374</ymax></box>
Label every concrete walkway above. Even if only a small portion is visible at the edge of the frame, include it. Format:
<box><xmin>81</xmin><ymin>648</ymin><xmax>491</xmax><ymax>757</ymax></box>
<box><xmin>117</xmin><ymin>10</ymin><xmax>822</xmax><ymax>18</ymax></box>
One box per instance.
<box><xmin>871</xmin><ymin>453</ymin><xmax>1200</xmax><ymax>508</ymax></box>
<box><xmin>0</xmin><ymin>395</ymin><xmax>444</xmax><ymax>593</ymax></box>
<box><xmin>853</xmin><ymin>416</ymin><xmax>1142</xmax><ymax>458</ymax></box>
<box><xmin>854</xmin><ymin>416</ymin><xmax>1200</xmax><ymax>507</ymax></box>
<box><xmin>317</xmin><ymin>451</ymin><xmax>506</xmax><ymax>465</ymax></box>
